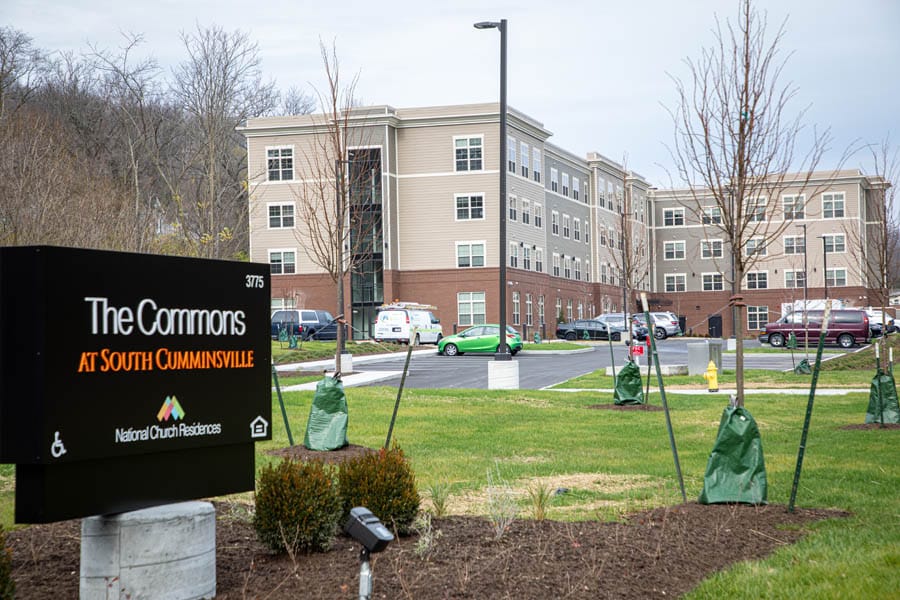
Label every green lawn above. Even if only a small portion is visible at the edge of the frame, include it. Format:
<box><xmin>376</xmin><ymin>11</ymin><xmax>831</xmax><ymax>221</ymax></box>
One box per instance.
<box><xmin>1</xmin><ymin>341</ymin><xmax>897</xmax><ymax>598</ymax></box>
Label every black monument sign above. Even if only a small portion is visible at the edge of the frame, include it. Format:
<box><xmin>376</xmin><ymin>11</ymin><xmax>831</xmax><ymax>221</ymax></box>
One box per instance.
<box><xmin>0</xmin><ymin>246</ymin><xmax>272</xmax><ymax>522</ymax></box>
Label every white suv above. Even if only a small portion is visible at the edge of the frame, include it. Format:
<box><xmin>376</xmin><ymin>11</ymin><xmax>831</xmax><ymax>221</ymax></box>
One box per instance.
<box><xmin>641</xmin><ymin>311</ymin><xmax>681</xmax><ymax>340</ymax></box>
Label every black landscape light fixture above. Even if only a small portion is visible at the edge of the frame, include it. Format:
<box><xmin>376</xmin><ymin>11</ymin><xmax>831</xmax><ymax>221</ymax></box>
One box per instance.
<box><xmin>474</xmin><ymin>18</ymin><xmax>511</xmax><ymax>360</ymax></box>
<box><xmin>344</xmin><ymin>507</ymin><xmax>394</xmax><ymax>600</ymax></box>
<box><xmin>818</xmin><ymin>235</ymin><xmax>829</xmax><ymax>300</ymax></box>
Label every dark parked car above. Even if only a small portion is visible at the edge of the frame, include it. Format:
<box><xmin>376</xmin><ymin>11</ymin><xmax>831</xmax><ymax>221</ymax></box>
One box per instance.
<box><xmin>592</xmin><ymin>314</ymin><xmax>649</xmax><ymax>341</ymax></box>
<box><xmin>758</xmin><ymin>309</ymin><xmax>869</xmax><ymax>349</ymax></box>
<box><xmin>271</xmin><ymin>309</ymin><xmax>339</xmax><ymax>341</ymax></box>
<box><xmin>556</xmin><ymin>319</ymin><xmax>622</xmax><ymax>342</ymax></box>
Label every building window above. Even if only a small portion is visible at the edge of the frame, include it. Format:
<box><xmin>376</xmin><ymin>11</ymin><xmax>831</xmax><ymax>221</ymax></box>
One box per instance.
<box><xmin>566</xmin><ymin>299</ymin><xmax>573</xmax><ymax>321</ymax></box>
<box><xmin>785</xmin><ymin>270</ymin><xmax>806</xmax><ymax>289</ymax></box>
<box><xmin>535</xmin><ymin>248</ymin><xmax>543</xmax><ymax>272</ymax></box>
<box><xmin>523</xmin><ymin>246</ymin><xmax>531</xmax><ymax>270</ymax></box>
<box><xmin>574</xmin><ymin>218</ymin><xmax>581</xmax><ymax>241</ymax></box>
<box><xmin>573</xmin><ymin>177</ymin><xmax>580</xmax><ymax>200</ymax></box>
<box><xmin>521</xmin><ymin>200</ymin><xmax>530</xmax><ymax>224</ymax></box>
<box><xmin>597</xmin><ymin>178</ymin><xmax>606</xmax><ymax>208</ymax></box>
<box><xmin>783</xmin><ymin>195</ymin><xmax>805</xmax><ymax>220</ymax></box>
<box><xmin>564</xmin><ymin>257</ymin><xmax>572</xmax><ymax>279</ymax></box>
<box><xmin>538</xmin><ymin>295</ymin><xmax>545</xmax><ymax>324</ymax></box>
<box><xmin>823</xmin><ymin>233</ymin><xmax>845</xmax><ymax>253</ymax></box>
<box><xmin>747</xmin><ymin>306</ymin><xmax>768</xmax><ymax>330</ymax></box>
<box><xmin>745</xmin><ymin>237</ymin><xmax>766</xmax><ymax>256</ymax></box>
<box><xmin>534</xmin><ymin>204</ymin><xmax>543</xmax><ymax>228</ymax></box>
<box><xmin>455</xmin><ymin>194</ymin><xmax>485</xmax><ymax>220</ymax></box>
<box><xmin>458</xmin><ymin>291</ymin><xmax>486</xmax><ymax>326</ymax></box>
<box><xmin>664</xmin><ymin>241</ymin><xmax>686</xmax><ymax>260</ymax></box>
<box><xmin>525</xmin><ymin>293</ymin><xmax>533</xmax><ymax>326</ymax></box>
<box><xmin>520</xmin><ymin>142</ymin><xmax>529</xmax><ymax>178</ymax></box>
<box><xmin>701</xmin><ymin>239</ymin><xmax>723</xmax><ymax>259</ymax></box>
<box><xmin>747</xmin><ymin>197</ymin><xmax>767</xmax><ymax>222</ymax></box>
<box><xmin>509</xmin><ymin>243</ymin><xmax>518</xmax><ymax>268</ymax></box>
<box><xmin>585</xmin><ymin>220</ymin><xmax>590</xmax><ymax>244</ymax></box>
<box><xmin>826</xmin><ymin>268</ymin><xmax>847</xmax><ymax>287</ymax></box>
<box><xmin>507</xmin><ymin>136</ymin><xmax>516</xmax><ymax>173</ymax></box>
<box><xmin>268</xmin><ymin>203</ymin><xmax>295</xmax><ymax>228</ymax></box>
<box><xmin>784</xmin><ymin>235</ymin><xmax>805</xmax><ymax>254</ymax></box>
<box><xmin>454</xmin><ymin>136</ymin><xmax>483</xmax><ymax>172</ymax></box>
<box><xmin>508</xmin><ymin>196</ymin><xmax>517</xmax><ymax>221</ymax></box>
<box><xmin>269</xmin><ymin>249</ymin><xmax>296</xmax><ymax>275</ymax></box>
<box><xmin>600</xmin><ymin>263</ymin><xmax>608</xmax><ymax>284</ymax></box>
<box><xmin>551</xmin><ymin>168</ymin><xmax>559</xmax><ymax>193</ymax></box>
<box><xmin>822</xmin><ymin>192</ymin><xmax>845</xmax><ymax>218</ymax></box>
<box><xmin>562</xmin><ymin>173</ymin><xmax>570</xmax><ymax>197</ymax></box>
<box><xmin>702</xmin><ymin>206</ymin><xmax>722</xmax><ymax>224</ymax></box>
<box><xmin>702</xmin><ymin>273</ymin><xmax>724</xmax><ymax>291</ymax></box>
<box><xmin>663</xmin><ymin>208</ymin><xmax>685</xmax><ymax>226</ymax></box>
<box><xmin>552</xmin><ymin>253</ymin><xmax>561</xmax><ymax>277</ymax></box>
<box><xmin>600</xmin><ymin>228</ymin><xmax>607</xmax><ymax>247</ymax></box>
<box><xmin>533</xmin><ymin>148</ymin><xmax>542</xmax><ymax>182</ymax></box>
<box><xmin>512</xmin><ymin>291</ymin><xmax>520</xmax><ymax>325</ymax></box>
<box><xmin>562</xmin><ymin>214</ymin><xmax>571</xmax><ymax>238</ymax></box>
<box><xmin>574</xmin><ymin>258</ymin><xmax>582</xmax><ymax>281</ymax></box>
<box><xmin>555</xmin><ymin>297</ymin><xmax>562</xmax><ymax>322</ymax></box>
<box><xmin>665</xmin><ymin>273</ymin><xmax>686</xmax><ymax>292</ymax></box>
<box><xmin>585</xmin><ymin>260</ymin><xmax>591</xmax><ymax>282</ymax></box>
<box><xmin>577</xmin><ymin>301</ymin><xmax>584</xmax><ymax>319</ymax></box>
<box><xmin>746</xmin><ymin>271</ymin><xmax>768</xmax><ymax>289</ymax></box>
<box><xmin>551</xmin><ymin>211</ymin><xmax>559</xmax><ymax>236</ymax></box>
<box><xmin>266</xmin><ymin>147</ymin><xmax>294</xmax><ymax>181</ymax></box>
<box><xmin>457</xmin><ymin>242</ymin><xmax>485</xmax><ymax>268</ymax></box>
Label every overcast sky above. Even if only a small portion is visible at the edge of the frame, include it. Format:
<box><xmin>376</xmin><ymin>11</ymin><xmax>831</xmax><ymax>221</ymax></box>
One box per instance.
<box><xmin>7</xmin><ymin>0</ymin><xmax>899</xmax><ymax>185</ymax></box>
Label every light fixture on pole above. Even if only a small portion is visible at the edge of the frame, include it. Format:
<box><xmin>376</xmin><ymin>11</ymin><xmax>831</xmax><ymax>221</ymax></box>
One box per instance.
<box><xmin>818</xmin><ymin>235</ymin><xmax>829</xmax><ymax>300</ymax></box>
<box><xmin>474</xmin><ymin>18</ymin><xmax>511</xmax><ymax>361</ymax></box>
<box><xmin>798</xmin><ymin>224</ymin><xmax>808</xmax><ymax>311</ymax></box>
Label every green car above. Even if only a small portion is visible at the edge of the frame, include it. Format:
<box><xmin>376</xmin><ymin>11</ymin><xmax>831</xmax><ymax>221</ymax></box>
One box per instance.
<box><xmin>438</xmin><ymin>324</ymin><xmax>523</xmax><ymax>356</ymax></box>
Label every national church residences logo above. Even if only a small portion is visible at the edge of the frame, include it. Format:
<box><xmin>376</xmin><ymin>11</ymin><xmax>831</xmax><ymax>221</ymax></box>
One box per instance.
<box><xmin>157</xmin><ymin>395</ymin><xmax>185</xmax><ymax>422</ymax></box>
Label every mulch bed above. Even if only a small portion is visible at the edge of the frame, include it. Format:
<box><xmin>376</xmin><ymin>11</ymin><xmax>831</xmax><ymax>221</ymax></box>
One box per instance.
<box><xmin>7</xmin><ymin>437</ymin><xmax>848</xmax><ymax>600</ymax></box>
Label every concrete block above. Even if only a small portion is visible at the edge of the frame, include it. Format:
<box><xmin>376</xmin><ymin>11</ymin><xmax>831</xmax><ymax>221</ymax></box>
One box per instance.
<box><xmin>488</xmin><ymin>360</ymin><xmax>520</xmax><ymax>389</ymax></box>
<box><xmin>81</xmin><ymin>501</ymin><xmax>216</xmax><ymax>600</ymax></box>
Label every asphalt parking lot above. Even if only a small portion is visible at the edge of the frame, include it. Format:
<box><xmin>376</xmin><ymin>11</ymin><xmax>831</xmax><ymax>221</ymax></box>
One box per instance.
<box><xmin>350</xmin><ymin>337</ymin><xmax>862</xmax><ymax>390</ymax></box>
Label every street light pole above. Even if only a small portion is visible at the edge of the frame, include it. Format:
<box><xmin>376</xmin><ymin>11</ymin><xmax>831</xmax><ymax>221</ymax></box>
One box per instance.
<box><xmin>820</xmin><ymin>235</ymin><xmax>829</xmax><ymax>300</ymax></box>
<box><xmin>475</xmin><ymin>18</ymin><xmax>511</xmax><ymax>360</ymax></box>
<box><xmin>799</xmin><ymin>223</ymin><xmax>809</xmax><ymax>357</ymax></box>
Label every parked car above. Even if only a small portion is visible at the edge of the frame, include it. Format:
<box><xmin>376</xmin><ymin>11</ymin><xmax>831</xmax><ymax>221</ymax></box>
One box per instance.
<box><xmin>270</xmin><ymin>309</ymin><xmax>339</xmax><ymax>341</ymax></box>
<box><xmin>373</xmin><ymin>302</ymin><xmax>443</xmax><ymax>345</ymax></box>
<box><xmin>438</xmin><ymin>324</ymin><xmax>523</xmax><ymax>356</ymax></box>
<box><xmin>758</xmin><ymin>309</ymin><xmax>869</xmax><ymax>349</ymax></box>
<box><xmin>593</xmin><ymin>313</ymin><xmax>649</xmax><ymax>341</ymax></box>
<box><xmin>555</xmin><ymin>319</ymin><xmax>622</xmax><ymax>342</ymax></box>
<box><xmin>640</xmin><ymin>311</ymin><xmax>682</xmax><ymax>340</ymax></box>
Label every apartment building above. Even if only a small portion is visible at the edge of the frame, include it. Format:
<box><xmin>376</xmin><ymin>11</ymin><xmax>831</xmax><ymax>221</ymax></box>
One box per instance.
<box><xmin>241</xmin><ymin>103</ymin><xmax>883</xmax><ymax>339</ymax></box>
<box><xmin>650</xmin><ymin>170</ymin><xmax>885</xmax><ymax>336</ymax></box>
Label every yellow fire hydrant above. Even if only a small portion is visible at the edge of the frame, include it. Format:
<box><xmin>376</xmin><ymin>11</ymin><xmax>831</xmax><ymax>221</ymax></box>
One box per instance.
<box><xmin>703</xmin><ymin>360</ymin><xmax>719</xmax><ymax>392</ymax></box>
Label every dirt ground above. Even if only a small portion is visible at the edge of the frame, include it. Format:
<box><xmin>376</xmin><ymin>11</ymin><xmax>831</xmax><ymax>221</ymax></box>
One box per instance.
<box><xmin>7</xmin><ymin>443</ymin><xmax>848</xmax><ymax>599</ymax></box>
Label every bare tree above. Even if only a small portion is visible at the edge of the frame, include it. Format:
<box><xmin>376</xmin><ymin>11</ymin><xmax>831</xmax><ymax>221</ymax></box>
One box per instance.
<box><xmin>170</xmin><ymin>24</ymin><xmax>278</xmax><ymax>259</ymax></box>
<box><xmin>281</xmin><ymin>86</ymin><xmax>316</xmax><ymax>116</ymax></box>
<box><xmin>0</xmin><ymin>27</ymin><xmax>47</xmax><ymax>121</ymax></box>
<box><xmin>608</xmin><ymin>160</ymin><xmax>652</xmax><ymax>343</ymax></box>
<box><xmin>290</xmin><ymin>41</ymin><xmax>380</xmax><ymax>373</ymax></box>
<box><xmin>846</xmin><ymin>139</ymin><xmax>899</xmax><ymax>366</ymax></box>
<box><xmin>667</xmin><ymin>0</ymin><xmax>841</xmax><ymax>405</ymax></box>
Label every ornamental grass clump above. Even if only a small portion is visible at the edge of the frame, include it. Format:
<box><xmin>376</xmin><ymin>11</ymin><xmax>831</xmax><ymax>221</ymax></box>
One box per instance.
<box><xmin>254</xmin><ymin>459</ymin><xmax>342</xmax><ymax>554</ymax></box>
<box><xmin>338</xmin><ymin>445</ymin><xmax>420</xmax><ymax>535</ymax></box>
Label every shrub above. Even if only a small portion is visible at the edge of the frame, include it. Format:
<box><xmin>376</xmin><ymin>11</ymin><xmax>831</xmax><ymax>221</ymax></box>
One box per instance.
<box><xmin>0</xmin><ymin>525</ymin><xmax>13</xmax><ymax>599</ymax></box>
<box><xmin>338</xmin><ymin>445</ymin><xmax>420</xmax><ymax>535</ymax></box>
<box><xmin>254</xmin><ymin>459</ymin><xmax>342</xmax><ymax>554</ymax></box>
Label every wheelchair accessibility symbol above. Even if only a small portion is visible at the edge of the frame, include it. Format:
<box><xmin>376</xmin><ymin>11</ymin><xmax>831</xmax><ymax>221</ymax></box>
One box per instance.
<box><xmin>50</xmin><ymin>431</ymin><xmax>67</xmax><ymax>459</ymax></box>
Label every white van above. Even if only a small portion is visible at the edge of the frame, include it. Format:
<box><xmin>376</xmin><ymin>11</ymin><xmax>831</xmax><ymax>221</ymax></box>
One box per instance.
<box><xmin>373</xmin><ymin>303</ymin><xmax>443</xmax><ymax>344</ymax></box>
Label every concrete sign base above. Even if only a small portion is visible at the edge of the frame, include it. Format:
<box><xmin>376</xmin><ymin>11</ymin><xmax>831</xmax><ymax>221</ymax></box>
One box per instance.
<box><xmin>80</xmin><ymin>501</ymin><xmax>215</xmax><ymax>599</ymax></box>
<box><xmin>488</xmin><ymin>360</ymin><xmax>520</xmax><ymax>389</ymax></box>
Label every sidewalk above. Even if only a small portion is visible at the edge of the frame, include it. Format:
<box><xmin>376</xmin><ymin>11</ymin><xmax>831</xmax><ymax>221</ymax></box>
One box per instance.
<box><xmin>273</xmin><ymin>349</ymin><xmax>436</xmax><ymax>391</ymax></box>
